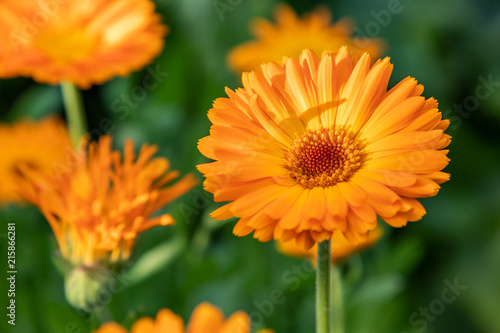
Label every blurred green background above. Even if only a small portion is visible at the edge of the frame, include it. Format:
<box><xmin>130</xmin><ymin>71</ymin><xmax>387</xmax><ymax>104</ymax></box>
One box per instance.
<box><xmin>1</xmin><ymin>0</ymin><xmax>500</xmax><ymax>332</ymax></box>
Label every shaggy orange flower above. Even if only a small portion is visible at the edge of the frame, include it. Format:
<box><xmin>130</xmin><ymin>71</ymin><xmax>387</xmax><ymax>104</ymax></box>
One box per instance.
<box><xmin>198</xmin><ymin>47</ymin><xmax>450</xmax><ymax>250</ymax></box>
<box><xmin>0</xmin><ymin>0</ymin><xmax>167</xmax><ymax>88</ymax></box>
<box><xmin>19</xmin><ymin>135</ymin><xmax>197</xmax><ymax>266</ymax></box>
<box><xmin>94</xmin><ymin>302</ymin><xmax>261</xmax><ymax>333</ymax></box>
<box><xmin>227</xmin><ymin>4</ymin><xmax>383</xmax><ymax>73</ymax></box>
<box><xmin>0</xmin><ymin>116</ymin><xmax>71</xmax><ymax>203</ymax></box>
<box><xmin>277</xmin><ymin>228</ymin><xmax>383</xmax><ymax>264</ymax></box>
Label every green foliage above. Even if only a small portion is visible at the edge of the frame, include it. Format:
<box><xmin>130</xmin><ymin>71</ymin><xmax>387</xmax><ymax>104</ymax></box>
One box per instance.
<box><xmin>1</xmin><ymin>0</ymin><xmax>500</xmax><ymax>332</ymax></box>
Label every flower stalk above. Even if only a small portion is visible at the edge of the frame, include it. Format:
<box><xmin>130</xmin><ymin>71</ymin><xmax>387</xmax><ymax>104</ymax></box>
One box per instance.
<box><xmin>61</xmin><ymin>81</ymin><xmax>88</xmax><ymax>147</ymax></box>
<box><xmin>316</xmin><ymin>239</ymin><xmax>331</xmax><ymax>333</ymax></box>
<box><xmin>331</xmin><ymin>264</ymin><xmax>345</xmax><ymax>333</ymax></box>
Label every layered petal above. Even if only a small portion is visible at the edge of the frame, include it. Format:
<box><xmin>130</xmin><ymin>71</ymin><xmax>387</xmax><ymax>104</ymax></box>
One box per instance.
<box><xmin>199</xmin><ymin>47</ymin><xmax>450</xmax><ymax>247</ymax></box>
<box><xmin>0</xmin><ymin>0</ymin><xmax>167</xmax><ymax>88</ymax></box>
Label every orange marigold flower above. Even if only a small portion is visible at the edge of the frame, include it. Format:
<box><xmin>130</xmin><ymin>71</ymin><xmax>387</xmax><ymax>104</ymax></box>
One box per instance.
<box><xmin>227</xmin><ymin>3</ymin><xmax>383</xmax><ymax>73</ymax></box>
<box><xmin>19</xmin><ymin>135</ymin><xmax>197</xmax><ymax>266</ymax></box>
<box><xmin>94</xmin><ymin>302</ymin><xmax>257</xmax><ymax>333</ymax></box>
<box><xmin>277</xmin><ymin>227</ymin><xmax>383</xmax><ymax>264</ymax></box>
<box><xmin>0</xmin><ymin>0</ymin><xmax>167</xmax><ymax>88</ymax></box>
<box><xmin>0</xmin><ymin>116</ymin><xmax>71</xmax><ymax>203</ymax></box>
<box><xmin>198</xmin><ymin>47</ymin><xmax>451</xmax><ymax>250</ymax></box>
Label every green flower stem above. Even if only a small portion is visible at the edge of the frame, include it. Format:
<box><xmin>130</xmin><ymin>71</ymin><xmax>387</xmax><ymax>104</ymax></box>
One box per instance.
<box><xmin>332</xmin><ymin>264</ymin><xmax>345</xmax><ymax>333</ymax></box>
<box><xmin>61</xmin><ymin>82</ymin><xmax>87</xmax><ymax>147</ymax></box>
<box><xmin>316</xmin><ymin>239</ymin><xmax>331</xmax><ymax>333</ymax></box>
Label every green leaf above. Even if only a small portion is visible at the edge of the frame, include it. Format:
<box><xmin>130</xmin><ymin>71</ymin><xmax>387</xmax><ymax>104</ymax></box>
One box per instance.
<box><xmin>7</xmin><ymin>85</ymin><xmax>62</xmax><ymax>121</ymax></box>
<box><xmin>126</xmin><ymin>236</ymin><xmax>186</xmax><ymax>287</ymax></box>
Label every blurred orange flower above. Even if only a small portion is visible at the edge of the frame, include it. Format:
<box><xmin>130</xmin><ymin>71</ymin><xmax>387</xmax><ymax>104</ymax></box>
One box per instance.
<box><xmin>0</xmin><ymin>0</ymin><xmax>167</xmax><ymax>88</ymax></box>
<box><xmin>0</xmin><ymin>116</ymin><xmax>71</xmax><ymax>203</ymax></box>
<box><xmin>277</xmin><ymin>227</ymin><xmax>383</xmax><ymax>264</ymax></box>
<box><xmin>227</xmin><ymin>3</ymin><xmax>383</xmax><ymax>73</ymax></box>
<box><xmin>19</xmin><ymin>135</ymin><xmax>197</xmax><ymax>266</ymax></box>
<box><xmin>94</xmin><ymin>302</ymin><xmax>264</xmax><ymax>333</ymax></box>
<box><xmin>198</xmin><ymin>47</ymin><xmax>450</xmax><ymax>250</ymax></box>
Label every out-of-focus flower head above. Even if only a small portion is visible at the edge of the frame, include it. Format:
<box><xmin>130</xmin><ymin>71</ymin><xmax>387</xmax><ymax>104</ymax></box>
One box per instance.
<box><xmin>227</xmin><ymin>3</ymin><xmax>384</xmax><ymax>73</ymax></box>
<box><xmin>94</xmin><ymin>302</ymin><xmax>273</xmax><ymax>333</ymax></box>
<box><xmin>0</xmin><ymin>0</ymin><xmax>168</xmax><ymax>88</ymax></box>
<box><xmin>0</xmin><ymin>116</ymin><xmax>71</xmax><ymax>204</ymax></box>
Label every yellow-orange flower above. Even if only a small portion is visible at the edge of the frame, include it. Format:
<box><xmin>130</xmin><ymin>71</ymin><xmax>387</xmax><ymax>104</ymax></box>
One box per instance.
<box><xmin>0</xmin><ymin>0</ymin><xmax>167</xmax><ymax>88</ymax></box>
<box><xmin>198</xmin><ymin>47</ymin><xmax>450</xmax><ymax>250</ymax></box>
<box><xmin>94</xmin><ymin>302</ymin><xmax>255</xmax><ymax>333</ymax></box>
<box><xmin>0</xmin><ymin>116</ymin><xmax>71</xmax><ymax>203</ymax></box>
<box><xmin>227</xmin><ymin>4</ymin><xmax>383</xmax><ymax>73</ymax></box>
<box><xmin>19</xmin><ymin>135</ymin><xmax>197</xmax><ymax>266</ymax></box>
<box><xmin>277</xmin><ymin>227</ymin><xmax>383</xmax><ymax>264</ymax></box>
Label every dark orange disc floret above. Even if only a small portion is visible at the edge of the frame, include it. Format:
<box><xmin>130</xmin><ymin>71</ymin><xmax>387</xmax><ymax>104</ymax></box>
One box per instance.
<box><xmin>284</xmin><ymin>128</ymin><xmax>362</xmax><ymax>188</ymax></box>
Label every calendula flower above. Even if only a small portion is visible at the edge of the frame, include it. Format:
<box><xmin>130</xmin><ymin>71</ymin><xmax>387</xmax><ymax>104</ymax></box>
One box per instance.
<box><xmin>198</xmin><ymin>47</ymin><xmax>450</xmax><ymax>250</ymax></box>
<box><xmin>0</xmin><ymin>0</ymin><xmax>167</xmax><ymax>88</ymax></box>
<box><xmin>19</xmin><ymin>135</ymin><xmax>196</xmax><ymax>310</ymax></box>
<box><xmin>0</xmin><ymin>116</ymin><xmax>71</xmax><ymax>203</ymax></box>
<box><xmin>277</xmin><ymin>228</ymin><xmax>383</xmax><ymax>264</ymax></box>
<box><xmin>227</xmin><ymin>4</ymin><xmax>383</xmax><ymax>73</ymax></box>
<box><xmin>94</xmin><ymin>302</ymin><xmax>263</xmax><ymax>333</ymax></box>
<box><xmin>19</xmin><ymin>135</ymin><xmax>197</xmax><ymax>266</ymax></box>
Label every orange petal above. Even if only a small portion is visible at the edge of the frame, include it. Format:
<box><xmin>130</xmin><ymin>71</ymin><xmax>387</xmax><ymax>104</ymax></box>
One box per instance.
<box><xmin>187</xmin><ymin>303</ymin><xmax>224</xmax><ymax>333</ymax></box>
<box><xmin>219</xmin><ymin>311</ymin><xmax>251</xmax><ymax>333</ymax></box>
<box><xmin>131</xmin><ymin>317</ymin><xmax>155</xmax><ymax>333</ymax></box>
<box><xmin>155</xmin><ymin>309</ymin><xmax>184</xmax><ymax>333</ymax></box>
<box><xmin>230</xmin><ymin>184</ymin><xmax>289</xmax><ymax>217</ymax></box>
<box><xmin>94</xmin><ymin>323</ymin><xmax>129</xmax><ymax>333</ymax></box>
<box><xmin>337</xmin><ymin>182</ymin><xmax>367</xmax><ymax>207</ymax></box>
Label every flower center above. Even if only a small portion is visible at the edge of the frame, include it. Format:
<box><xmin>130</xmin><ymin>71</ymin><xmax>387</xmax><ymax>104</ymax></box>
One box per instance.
<box><xmin>284</xmin><ymin>128</ymin><xmax>362</xmax><ymax>188</ymax></box>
